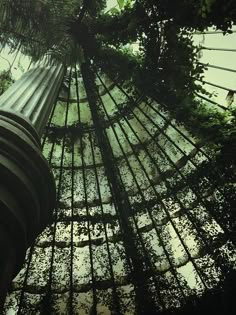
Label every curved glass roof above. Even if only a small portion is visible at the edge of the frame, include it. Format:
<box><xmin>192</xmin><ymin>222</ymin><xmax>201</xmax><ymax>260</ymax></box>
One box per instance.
<box><xmin>1</xmin><ymin>4</ymin><xmax>236</xmax><ymax>313</ymax></box>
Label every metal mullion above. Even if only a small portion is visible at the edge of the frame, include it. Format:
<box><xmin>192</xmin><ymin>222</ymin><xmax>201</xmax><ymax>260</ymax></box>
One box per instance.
<box><xmin>137</xmin><ymin>103</ymin><xmax>218</xmax><ymax>194</ymax></box>
<box><xmin>100</xmin><ymin>171</ymin><xmax>157</xmax><ymax>313</ymax></box>
<box><xmin>106</xmin><ymin>78</ymin><xmax>139</xmax><ymax>105</ymax></box>
<box><xmin>199</xmin><ymin>45</ymin><xmax>236</xmax><ymax>52</ymax></box>
<box><xmin>105</xmin><ymin>182</ymin><xmax>134</xmax><ymax>272</ymax></box>
<box><xmin>41</xmin><ymin>99</ymin><xmax>60</xmax><ymax>148</ymax></box>
<box><xmin>81</xmin><ymin>132</ymin><xmax>97</xmax><ymax>314</ymax></box>
<box><xmin>94</xmin><ymin>95</ymin><xmax>150</xmax><ymax>254</ymax></box>
<box><xmin>56</xmin><ymin>213</ymin><xmax>117</xmax><ymax>225</ymax></box>
<box><xmin>8</xmin><ymin>44</ymin><xmax>21</xmax><ymax>72</ymax></box>
<box><xmin>136</xmin><ymin>100</ymin><xmax>232</xmax><ymax>246</ymax></box>
<box><xmin>131</xmin><ymin>107</ymin><xmax>226</xmax><ymax>263</ymax></box>
<box><xmin>110</xmin><ymin>78</ymin><xmax>217</xmax><ymax>164</ymax></box>
<box><xmin>111</xmin><ymin>130</ymin><xmax>201</xmax><ymax>296</ymax></box>
<box><xmin>87</xmin><ymin>97</ymin><xmax>135</xmax><ymax>280</ymax></box>
<box><xmin>194</xmin><ymin>92</ymin><xmax>228</xmax><ymax>111</ymax></box>
<box><xmin>89</xmin><ymin>132</ymin><xmax>121</xmax><ymax>314</ymax></box>
<box><xmin>15</xmin><ymin>277</ymin><xmax>130</xmax><ymax>295</ymax></box>
<box><xmin>138</xmin><ymin>102</ymin><xmax>224</xmax><ymax>194</ymax></box>
<box><xmin>198</xmin><ymin>79</ymin><xmax>236</xmax><ymax>93</ymax></box>
<box><xmin>195</xmin><ymin>30</ymin><xmax>236</xmax><ymax>35</ymax></box>
<box><xmin>115</xmin><ymin>80</ymin><xmax>207</xmax><ymax>163</ymax></box>
<box><xmin>115</xmin><ymin>116</ymin><xmax>208</xmax><ymax>289</ymax></box>
<box><xmin>74</xmin><ymin>64</ymin><xmax>81</xmax><ymax>123</ymax></box>
<box><xmin>130</xmin><ymin>105</ymin><xmax>234</xmax><ymax>284</ymax></box>
<box><xmin>69</xmin><ymin>135</ymin><xmax>75</xmax><ymax>314</ymax></box>
<box><xmin>95</xmin><ymin>88</ymin><xmax>172</xmax><ymax>310</ymax></box>
<box><xmin>85</xmin><ymin>62</ymin><xmax>163</xmax><ymax>312</ymax></box>
<box><xmin>146</xmin><ymin>99</ymin><xmax>231</xmax><ymax>195</ymax></box>
<box><xmin>140</xmin><ymin>101</ymin><xmax>233</xmax><ymax>224</ymax></box>
<box><xmin>96</xmin><ymin>74</ymin><xmax>189</xmax><ymax>277</ymax></box>
<box><xmin>106</xmin><ymin>122</ymin><xmax>170</xmax><ymax>161</ymax></box>
<box><xmin>82</xmin><ymin>65</ymin><xmax>147</xmax><ymax>255</ymax></box>
<box><xmin>96</xmin><ymin>72</ymin><xmax>208</xmax><ymax>293</ymax></box>
<box><xmin>125</xmin><ymin>149</ymin><xmax>189</xmax><ymax>297</ymax></box>
<box><xmin>198</xmin><ymin>62</ymin><xmax>236</xmax><ymax>74</ymax></box>
<box><xmin>41</xmin><ymin>65</ymin><xmax>67</xmax><ymax>147</ymax></box>
<box><xmin>27</xmin><ymin>58</ymin><xmax>33</xmax><ymax>70</ymax></box>
<box><xmin>105</xmin><ymin>126</ymin><xmax>166</xmax><ymax>310</ymax></box>
<box><xmin>74</xmin><ymin>64</ymin><xmax>81</xmax><ymax>312</ymax></box>
<box><xmin>109</xmin><ymin>76</ymin><xmax>227</xmax><ymax>201</ymax></box>
<box><xmin>0</xmin><ymin>43</ymin><xmax>5</xmax><ymax>54</ymax></box>
<box><xmin>96</xmin><ymin>77</ymin><xmax>208</xmax><ymax>291</ymax></box>
<box><xmin>102</xmin><ymin>125</ymin><xmax>160</xmax><ymax>279</ymax></box>
<box><xmin>144</xmin><ymin>100</ymin><xmax>206</xmax><ymax>158</ymax></box>
<box><xmin>75</xmin><ymin>67</ymin><xmax>97</xmax><ymax>314</ymax></box>
<box><xmin>98</xmin><ymin>67</ymin><xmax>232</xmax><ymax>249</ymax></box>
<box><xmin>89</xmin><ymin>123</ymin><xmax>148</xmax><ymax>277</ymax></box>
<box><xmin>147</xmin><ymin>99</ymin><xmax>212</xmax><ymax>160</ymax></box>
<box><xmin>46</xmin><ymin>67</ymin><xmax>72</xmax><ymax>300</ymax></box>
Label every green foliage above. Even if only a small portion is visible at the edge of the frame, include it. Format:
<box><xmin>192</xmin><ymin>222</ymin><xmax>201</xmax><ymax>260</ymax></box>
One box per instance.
<box><xmin>1</xmin><ymin>0</ymin><xmax>236</xmax><ymax>154</ymax></box>
<box><xmin>86</xmin><ymin>0</ymin><xmax>107</xmax><ymax>16</ymax></box>
<box><xmin>0</xmin><ymin>0</ymin><xmax>82</xmax><ymax>62</ymax></box>
<box><xmin>0</xmin><ymin>70</ymin><xmax>14</xmax><ymax>95</ymax></box>
<box><xmin>140</xmin><ymin>0</ymin><xmax>236</xmax><ymax>32</ymax></box>
<box><xmin>93</xmin><ymin>6</ymin><xmax>139</xmax><ymax>46</ymax></box>
<box><xmin>2</xmin><ymin>3</ymin><xmax>236</xmax><ymax>313</ymax></box>
<box><xmin>117</xmin><ymin>0</ymin><xmax>124</xmax><ymax>10</ymax></box>
<box><xmin>91</xmin><ymin>1</ymin><xmax>236</xmax><ymax>156</ymax></box>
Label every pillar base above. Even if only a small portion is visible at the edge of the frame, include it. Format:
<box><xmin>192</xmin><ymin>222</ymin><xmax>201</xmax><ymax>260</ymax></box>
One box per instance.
<box><xmin>0</xmin><ymin>110</ymin><xmax>56</xmax><ymax>305</ymax></box>
<box><xmin>0</xmin><ymin>223</ymin><xmax>16</xmax><ymax>311</ymax></box>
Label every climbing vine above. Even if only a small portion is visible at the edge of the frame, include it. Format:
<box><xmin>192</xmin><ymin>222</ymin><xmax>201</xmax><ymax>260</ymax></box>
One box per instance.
<box><xmin>0</xmin><ymin>70</ymin><xmax>14</xmax><ymax>95</ymax></box>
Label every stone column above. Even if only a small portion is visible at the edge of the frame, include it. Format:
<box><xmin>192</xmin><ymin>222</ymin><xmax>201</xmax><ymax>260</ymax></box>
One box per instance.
<box><xmin>0</xmin><ymin>63</ymin><xmax>64</xmax><ymax>309</ymax></box>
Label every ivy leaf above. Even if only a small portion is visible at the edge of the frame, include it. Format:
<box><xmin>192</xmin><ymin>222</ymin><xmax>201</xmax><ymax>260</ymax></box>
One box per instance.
<box><xmin>109</xmin><ymin>7</ymin><xmax>119</xmax><ymax>14</ymax></box>
<box><xmin>117</xmin><ymin>0</ymin><xmax>124</xmax><ymax>9</ymax></box>
<box><xmin>226</xmin><ymin>90</ymin><xmax>234</xmax><ymax>107</ymax></box>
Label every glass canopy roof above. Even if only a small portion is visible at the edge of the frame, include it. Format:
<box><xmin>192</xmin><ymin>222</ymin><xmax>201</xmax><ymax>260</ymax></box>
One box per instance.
<box><xmin>0</xmin><ymin>1</ymin><xmax>236</xmax><ymax>313</ymax></box>
<box><xmin>1</xmin><ymin>29</ymin><xmax>236</xmax><ymax>313</ymax></box>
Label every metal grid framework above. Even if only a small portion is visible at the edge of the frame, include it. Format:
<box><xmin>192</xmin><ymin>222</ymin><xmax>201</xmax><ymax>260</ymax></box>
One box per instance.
<box><xmin>2</xmin><ymin>49</ymin><xmax>236</xmax><ymax>314</ymax></box>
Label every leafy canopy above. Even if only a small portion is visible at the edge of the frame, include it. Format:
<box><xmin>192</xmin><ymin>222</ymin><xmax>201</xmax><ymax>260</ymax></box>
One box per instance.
<box><xmin>1</xmin><ymin>0</ymin><xmax>236</xmax><ymax>154</ymax></box>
